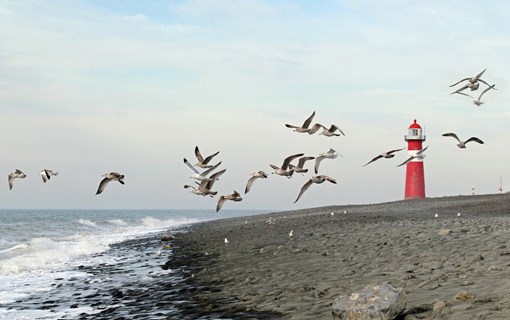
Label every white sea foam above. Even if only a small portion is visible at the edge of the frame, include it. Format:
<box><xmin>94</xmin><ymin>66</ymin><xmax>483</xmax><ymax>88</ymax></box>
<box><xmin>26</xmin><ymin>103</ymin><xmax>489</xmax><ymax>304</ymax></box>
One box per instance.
<box><xmin>78</xmin><ymin>219</ymin><xmax>97</xmax><ymax>227</ymax></box>
<box><xmin>108</xmin><ymin>219</ymin><xmax>127</xmax><ymax>226</ymax></box>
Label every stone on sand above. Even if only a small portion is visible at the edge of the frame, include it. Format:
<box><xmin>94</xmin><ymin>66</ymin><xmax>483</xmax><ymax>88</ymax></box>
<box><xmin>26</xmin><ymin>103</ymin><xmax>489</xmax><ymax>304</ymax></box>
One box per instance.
<box><xmin>332</xmin><ymin>282</ymin><xmax>406</xmax><ymax>320</ymax></box>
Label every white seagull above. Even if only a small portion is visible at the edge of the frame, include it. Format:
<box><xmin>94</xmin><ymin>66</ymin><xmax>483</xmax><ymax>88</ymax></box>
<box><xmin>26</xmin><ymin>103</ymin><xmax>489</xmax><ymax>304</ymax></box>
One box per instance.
<box><xmin>294</xmin><ymin>175</ymin><xmax>337</xmax><ymax>203</ymax></box>
<box><xmin>442</xmin><ymin>133</ymin><xmax>484</xmax><ymax>148</ymax></box>
<box><xmin>96</xmin><ymin>172</ymin><xmax>125</xmax><ymax>195</ymax></box>
<box><xmin>449</xmin><ymin>68</ymin><xmax>490</xmax><ymax>93</ymax></box>
<box><xmin>216</xmin><ymin>190</ymin><xmax>243</xmax><ymax>212</ymax></box>
<box><xmin>8</xmin><ymin>169</ymin><xmax>26</xmax><ymax>190</ymax></box>
<box><xmin>183</xmin><ymin>158</ymin><xmax>222</xmax><ymax>182</ymax></box>
<box><xmin>185</xmin><ymin>169</ymin><xmax>226</xmax><ymax>197</ymax></box>
<box><xmin>397</xmin><ymin>146</ymin><xmax>429</xmax><ymax>167</ymax></box>
<box><xmin>244</xmin><ymin>170</ymin><xmax>268</xmax><ymax>194</ymax></box>
<box><xmin>270</xmin><ymin>153</ymin><xmax>304</xmax><ymax>178</ymax></box>
<box><xmin>289</xmin><ymin>156</ymin><xmax>315</xmax><ymax>174</ymax></box>
<box><xmin>285</xmin><ymin>111</ymin><xmax>316</xmax><ymax>133</ymax></box>
<box><xmin>363</xmin><ymin>148</ymin><xmax>404</xmax><ymax>167</ymax></box>
<box><xmin>39</xmin><ymin>169</ymin><xmax>59</xmax><ymax>183</ymax></box>
<box><xmin>194</xmin><ymin>146</ymin><xmax>220</xmax><ymax>169</ymax></box>
<box><xmin>314</xmin><ymin>148</ymin><xmax>341</xmax><ymax>174</ymax></box>
<box><xmin>454</xmin><ymin>84</ymin><xmax>496</xmax><ymax>106</ymax></box>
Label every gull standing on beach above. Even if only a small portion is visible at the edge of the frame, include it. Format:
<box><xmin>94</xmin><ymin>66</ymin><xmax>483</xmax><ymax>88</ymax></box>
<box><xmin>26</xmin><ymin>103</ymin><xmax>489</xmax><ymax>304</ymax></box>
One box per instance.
<box><xmin>442</xmin><ymin>133</ymin><xmax>484</xmax><ymax>148</ymax></box>
<box><xmin>194</xmin><ymin>146</ymin><xmax>220</xmax><ymax>169</ymax></box>
<box><xmin>96</xmin><ymin>172</ymin><xmax>125</xmax><ymax>195</ymax></box>
<box><xmin>397</xmin><ymin>146</ymin><xmax>429</xmax><ymax>167</ymax></box>
<box><xmin>289</xmin><ymin>156</ymin><xmax>315</xmax><ymax>174</ymax></box>
<box><xmin>294</xmin><ymin>175</ymin><xmax>337</xmax><ymax>203</ymax></box>
<box><xmin>285</xmin><ymin>111</ymin><xmax>316</xmax><ymax>133</ymax></box>
<box><xmin>8</xmin><ymin>169</ymin><xmax>26</xmax><ymax>190</ymax></box>
<box><xmin>449</xmin><ymin>68</ymin><xmax>489</xmax><ymax>93</ymax></box>
<box><xmin>314</xmin><ymin>148</ymin><xmax>340</xmax><ymax>174</ymax></box>
<box><xmin>39</xmin><ymin>169</ymin><xmax>59</xmax><ymax>183</ymax></box>
<box><xmin>270</xmin><ymin>153</ymin><xmax>304</xmax><ymax>178</ymax></box>
<box><xmin>454</xmin><ymin>84</ymin><xmax>496</xmax><ymax>106</ymax></box>
<box><xmin>216</xmin><ymin>190</ymin><xmax>243</xmax><ymax>212</ymax></box>
<box><xmin>318</xmin><ymin>124</ymin><xmax>345</xmax><ymax>137</ymax></box>
<box><xmin>183</xmin><ymin>158</ymin><xmax>222</xmax><ymax>182</ymax></box>
<box><xmin>185</xmin><ymin>169</ymin><xmax>226</xmax><ymax>197</ymax></box>
<box><xmin>363</xmin><ymin>148</ymin><xmax>404</xmax><ymax>167</ymax></box>
<box><xmin>244</xmin><ymin>170</ymin><xmax>268</xmax><ymax>194</ymax></box>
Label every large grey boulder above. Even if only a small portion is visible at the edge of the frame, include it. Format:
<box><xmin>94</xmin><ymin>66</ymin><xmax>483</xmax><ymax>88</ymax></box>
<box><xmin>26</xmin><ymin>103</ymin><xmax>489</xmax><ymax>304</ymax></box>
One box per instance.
<box><xmin>332</xmin><ymin>282</ymin><xmax>407</xmax><ymax>320</ymax></box>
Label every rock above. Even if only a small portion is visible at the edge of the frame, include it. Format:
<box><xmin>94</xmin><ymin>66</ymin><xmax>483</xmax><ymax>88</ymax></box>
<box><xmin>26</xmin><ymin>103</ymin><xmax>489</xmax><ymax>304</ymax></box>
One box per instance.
<box><xmin>454</xmin><ymin>291</ymin><xmax>475</xmax><ymax>302</ymax></box>
<box><xmin>161</xmin><ymin>234</ymin><xmax>174</xmax><ymax>241</ymax></box>
<box><xmin>437</xmin><ymin>229</ymin><xmax>451</xmax><ymax>236</ymax></box>
<box><xmin>432</xmin><ymin>299</ymin><xmax>446</xmax><ymax>316</ymax></box>
<box><xmin>332</xmin><ymin>282</ymin><xmax>406</xmax><ymax>320</ymax></box>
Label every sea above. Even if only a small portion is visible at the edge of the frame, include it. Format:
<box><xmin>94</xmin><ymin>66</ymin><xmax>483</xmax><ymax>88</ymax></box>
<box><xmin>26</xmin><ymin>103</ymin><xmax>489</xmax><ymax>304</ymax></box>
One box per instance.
<box><xmin>0</xmin><ymin>209</ymin><xmax>268</xmax><ymax>320</ymax></box>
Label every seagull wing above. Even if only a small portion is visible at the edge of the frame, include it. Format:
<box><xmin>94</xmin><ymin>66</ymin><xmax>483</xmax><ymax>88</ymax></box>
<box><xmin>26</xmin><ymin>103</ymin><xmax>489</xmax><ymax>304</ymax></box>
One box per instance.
<box><xmin>397</xmin><ymin>156</ymin><xmax>415</xmax><ymax>167</ymax></box>
<box><xmin>314</xmin><ymin>156</ymin><xmax>325</xmax><ymax>174</ymax></box>
<box><xmin>183</xmin><ymin>158</ymin><xmax>200</xmax><ymax>174</ymax></box>
<box><xmin>216</xmin><ymin>196</ymin><xmax>226</xmax><ymax>212</ymax></box>
<box><xmin>285</xmin><ymin>124</ymin><xmax>299</xmax><ymax>129</ymax></box>
<box><xmin>200</xmin><ymin>161</ymin><xmax>222</xmax><ymax>177</ymax></box>
<box><xmin>281</xmin><ymin>153</ymin><xmax>304</xmax><ymax>170</ymax></box>
<box><xmin>41</xmin><ymin>172</ymin><xmax>48</xmax><ymax>183</ymax></box>
<box><xmin>206</xmin><ymin>169</ymin><xmax>226</xmax><ymax>189</ymax></box>
<box><xmin>8</xmin><ymin>175</ymin><xmax>13</xmax><ymax>190</ymax></box>
<box><xmin>387</xmin><ymin>148</ymin><xmax>405</xmax><ymax>154</ymax></box>
<box><xmin>325</xmin><ymin>176</ymin><xmax>337</xmax><ymax>184</ymax></box>
<box><xmin>474</xmin><ymin>68</ymin><xmax>487</xmax><ymax>80</ymax></box>
<box><xmin>294</xmin><ymin>180</ymin><xmax>314</xmax><ymax>203</ymax></box>
<box><xmin>44</xmin><ymin>169</ymin><xmax>51</xmax><ymax>181</ymax></box>
<box><xmin>245</xmin><ymin>176</ymin><xmax>259</xmax><ymax>194</ymax></box>
<box><xmin>416</xmin><ymin>145</ymin><xmax>429</xmax><ymax>156</ymax></box>
<box><xmin>363</xmin><ymin>155</ymin><xmax>383</xmax><ymax>167</ymax></box>
<box><xmin>465</xmin><ymin>137</ymin><xmax>484</xmax><ymax>145</ymax></box>
<box><xmin>450</xmin><ymin>85</ymin><xmax>469</xmax><ymax>94</ymax></box>
<box><xmin>302</xmin><ymin>111</ymin><xmax>316</xmax><ymax>129</ymax></box>
<box><xmin>442</xmin><ymin>133</ymin><xmax>461</xmax><ymax>143</ymax></box>
<box><xmin>194</xmin><ymin>146</ymin><xmax>204</xmax><ymax>163</ymax></box>
<box><xmin>96</xmin><ymin>177</ymin><xmax>111</xmax><ymax>195</ymax></box>
<box><xmin>297</xmin><ymin>156</ymin><xmax>315</xmax><ymax>168</ymax></box>
<box><xmin>478</xmin><ymin>84</ymin><xmax>496</xmax><ymax>101</ymax></box>
<box><xmin>449</xmin><ymin>77</ymin><xmax>470</xmax><ymax>87</ymax></box>
<box><xmin>202</xmin><ymin>151</ymin><xmax>220</xmax><ymax>165</ymax></box>
<box><xmin>308</xmin><ymin>123</ymin><xmax>323</xmax><ymax>134</ymax></box>
<box><xmin>329</xmin><ymin>124</ymin><xmax>345</xmax><ymax>136</ymax></box>
<box><xmin>477</xmin><ymin>79</ymin><xmax>490</xmax><ymax>86</ymax></box>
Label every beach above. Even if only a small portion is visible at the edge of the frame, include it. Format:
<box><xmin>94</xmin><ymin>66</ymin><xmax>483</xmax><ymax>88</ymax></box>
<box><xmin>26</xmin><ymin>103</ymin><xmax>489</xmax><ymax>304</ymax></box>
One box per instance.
<box><xmin>169</xmin><ymin>193</ymin><xmax>510</xmax><ymax>319</ymax></box>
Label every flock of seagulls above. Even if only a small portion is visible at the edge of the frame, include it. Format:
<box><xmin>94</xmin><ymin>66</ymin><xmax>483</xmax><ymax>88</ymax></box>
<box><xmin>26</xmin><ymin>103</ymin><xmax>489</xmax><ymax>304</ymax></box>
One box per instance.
<box><xmin>182</xmin><ymin>113</ymin><xmax>346</xmax><ymax>211</ymax></box>
<box><xmin>450</xmin><ymin>68</ymin><xmax>497</xmax><ymax>106</ymax></box>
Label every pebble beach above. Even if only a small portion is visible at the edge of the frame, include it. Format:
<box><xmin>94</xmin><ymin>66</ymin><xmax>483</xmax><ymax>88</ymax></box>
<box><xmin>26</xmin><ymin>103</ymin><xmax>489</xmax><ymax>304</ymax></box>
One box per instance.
<box><xmin>169</xmin><ymin>193</ymin><xmax>510</xmax><ymax>319</ymax></box>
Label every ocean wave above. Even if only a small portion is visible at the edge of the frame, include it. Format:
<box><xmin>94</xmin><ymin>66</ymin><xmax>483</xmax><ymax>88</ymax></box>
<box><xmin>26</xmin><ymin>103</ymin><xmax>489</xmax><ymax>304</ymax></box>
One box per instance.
<box><xmin>77</xmin><ymin>219</ymin><xmax>97</xmax><ymax>227</ymax></box>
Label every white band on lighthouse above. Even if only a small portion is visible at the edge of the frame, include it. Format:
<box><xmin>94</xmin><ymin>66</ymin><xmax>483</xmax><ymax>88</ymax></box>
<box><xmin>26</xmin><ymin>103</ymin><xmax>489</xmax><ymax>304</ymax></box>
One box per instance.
<box><xmin>407</xmin><ymin>150</ymin><xmax>425</xmax><ymax>162</ymax></box>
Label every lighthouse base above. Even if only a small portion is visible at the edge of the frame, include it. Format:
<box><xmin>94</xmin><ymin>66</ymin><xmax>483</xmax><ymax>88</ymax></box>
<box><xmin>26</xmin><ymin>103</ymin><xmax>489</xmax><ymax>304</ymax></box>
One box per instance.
<box><xmin>405</xmin><ymin>162</ymin><xmax>425</xmax><ymax>199</ymax></box>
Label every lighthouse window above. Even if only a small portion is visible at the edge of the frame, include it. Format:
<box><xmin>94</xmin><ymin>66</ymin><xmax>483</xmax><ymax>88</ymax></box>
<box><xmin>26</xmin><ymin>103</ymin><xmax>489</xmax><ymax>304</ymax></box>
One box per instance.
<box><xmin>412</xmin><ymin>129</ymin><xmax>418</xmax><ymax>136</ymax></box>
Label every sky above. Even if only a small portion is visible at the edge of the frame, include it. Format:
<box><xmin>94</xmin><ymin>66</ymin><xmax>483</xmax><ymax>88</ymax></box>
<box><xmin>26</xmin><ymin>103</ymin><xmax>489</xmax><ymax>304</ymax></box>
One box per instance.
<box><xmin>1</xmin><ymin>0</ymin><xmax>509</xmax><ymax>210</ymax></box>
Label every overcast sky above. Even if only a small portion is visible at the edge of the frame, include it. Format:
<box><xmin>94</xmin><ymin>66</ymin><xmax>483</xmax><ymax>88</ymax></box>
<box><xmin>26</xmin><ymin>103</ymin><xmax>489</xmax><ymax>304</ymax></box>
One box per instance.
<box><xmin>1</xmin><ymin>0</ymin><xmax>509</xmax><ymax>210</ymax></box>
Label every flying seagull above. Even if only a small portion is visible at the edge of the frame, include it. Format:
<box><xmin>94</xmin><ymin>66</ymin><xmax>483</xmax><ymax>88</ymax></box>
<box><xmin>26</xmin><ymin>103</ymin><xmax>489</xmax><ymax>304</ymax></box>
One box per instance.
<box><xmin>270</xmin><ymin>153</ymin><xmax>304</xmax><ymax>178</ymax></box>
<box><xmin>216</xmin><ymin>190</ymin><xmax>243</xmax><ymax>212</ymax></box>
<box><xmin>454</xmin><ymin>84</ymin><xmax>496</xmax><ymax>106</ymax></box>
<box><xmin>183</xmin><ymin>158</ymin><xmax>222</xmax><ymax>182</ymax></box>
<box><xmin>96</xmin><ymin>172</ymin><xmax>125</xmax><ymax>195</ymax></box>
<box><xmin>8</xmin><ymin>169</ymin><xmax>26</xmax><ymax>190</ymax></box>
<box><xmin>314</xmin><ymin>148</ymin><xmax>341</xmax><ymax>174</ymax></box>
<box><xmin>185</xmin><ymin>169</ymin><xmax>226</xmax><ymax>197</ymax></box>
<box><xmin>363</xmin><ymin>148</ymin><xmax>404</xmax><ymax>167</ymax></box>
<box><xmin>442</xmin><ymin>133</ymin><xmax>484</xmax><ymax>148</ymax></box>
<box><xmin>39</xmin><ymin>169</ymin><xmax>59</xmax><ymax>183</ymax></box>
<box><xmin>294</xmin><ymin>175</ymin><xmax>337</xmax><ymax>203</ymax></box>
<box><xmin>449</xmin><ymin>68</ymin><xmax>490</xmax><ymax>93</ymax></box>
<box><xmin>318</xmin><ymin>124</ymin><xmax>345</xmax><ymax>137</ymax></box>
<box><xmin>244</xmin><ymin>170</ymin><xmax>268</xmax><ymax>194</ymax></box>
<box><xmin>289</xmin><ymin>156</ymin><xmax>315</xmax><ymax>174</ymax></box>
<box><xmin>285</xmin><ymin>111</ymin><xmax>316</xmax><ymax>133</ymax></box>
<box><xmin>194</xmin><ymin>146</ymin><xmax>220</xmax><ymax>169</ymax></box>
<box><xmin>397</xmin><ymin>146</ymin><xmax>429</xmax><ymax>167</ymax></box>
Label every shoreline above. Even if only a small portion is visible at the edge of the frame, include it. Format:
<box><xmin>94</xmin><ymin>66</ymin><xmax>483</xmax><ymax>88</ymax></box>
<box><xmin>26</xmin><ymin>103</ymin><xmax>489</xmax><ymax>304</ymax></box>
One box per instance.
<box><xmin>169</xmin><ymin>193</ymin><xmax>510</xmax><ymax>319</ymax></box>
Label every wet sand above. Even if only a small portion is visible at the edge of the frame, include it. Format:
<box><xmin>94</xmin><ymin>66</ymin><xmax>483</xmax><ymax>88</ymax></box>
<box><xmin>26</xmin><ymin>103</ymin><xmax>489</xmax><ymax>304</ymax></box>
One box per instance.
<box><xmin>169</xmin><ymin>194</ymin><xmax>510</xmax><ymax>319</ymax></box>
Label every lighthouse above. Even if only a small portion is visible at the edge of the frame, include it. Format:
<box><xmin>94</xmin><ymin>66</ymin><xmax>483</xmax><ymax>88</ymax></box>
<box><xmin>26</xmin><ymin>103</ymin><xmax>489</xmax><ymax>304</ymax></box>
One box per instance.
<box><xmin>404</xmin><ymin>119</ymin><xmax>426</xmax><ymax>199</ymax></box>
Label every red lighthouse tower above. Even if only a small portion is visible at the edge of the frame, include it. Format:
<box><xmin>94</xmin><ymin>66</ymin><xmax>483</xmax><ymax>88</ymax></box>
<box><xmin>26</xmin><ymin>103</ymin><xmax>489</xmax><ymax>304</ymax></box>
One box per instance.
<box><xmin>404</xmin><ymin>119</ymin><xmax>426</xmax><ymax>199</ymax></box>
